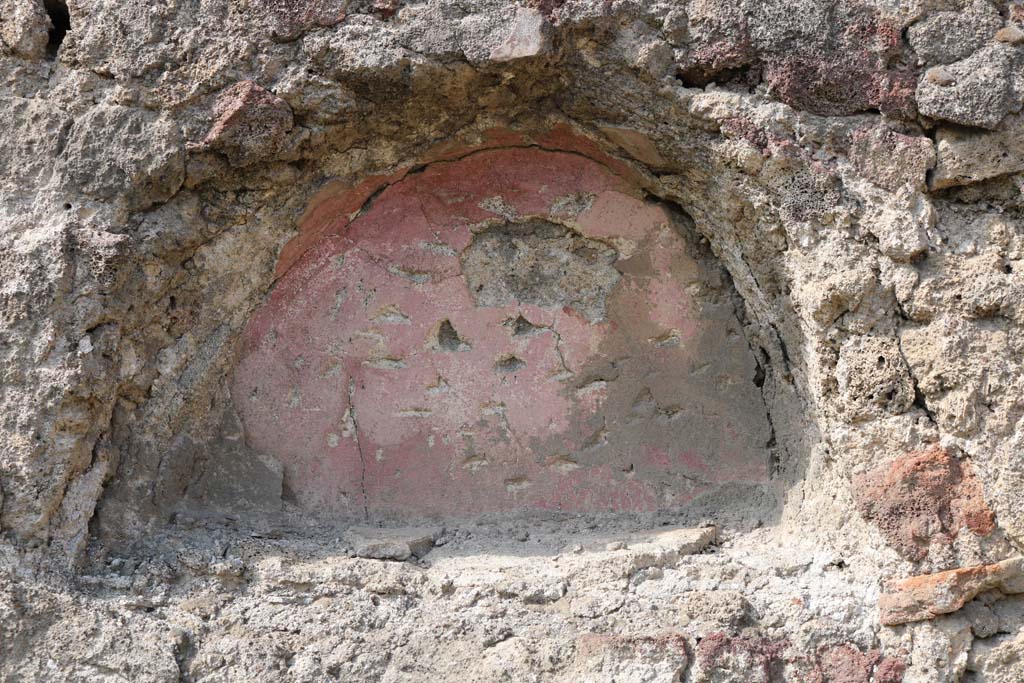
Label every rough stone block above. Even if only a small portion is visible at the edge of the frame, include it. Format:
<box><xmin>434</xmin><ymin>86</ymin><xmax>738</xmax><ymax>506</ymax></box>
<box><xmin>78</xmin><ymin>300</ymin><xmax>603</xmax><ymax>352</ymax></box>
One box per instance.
<box><xmin>232</xmin><ymin>0</ymin><xmax>347</xmax><ymax>41</ymax></box>
<box><xmin>931</xmin><ymin>114</ymin><xmax>1024</xmax><ymax>189</ymax></box>
<box><xmin>678</xmin><ymin>590</ymin><xmax>752</xmax><ymax>633</ymax></box>
<box><xmin>346</xmin><ymin>526</ymin><xmax>441</xmax><ymax>561</ymax></box>
<box><xmin>196</xmin><ymin>81</ymin><xmax>294</xmax><ymax>168</ymax></box>
<box><xmin>490</xmin><ymin>7</ymin><xmax>549</xmax><ymax>62</ymax></box>
<box><xmin>849</xmin><ymin>126</ymin><xmax>935</xmax><ymax>192</ymax></box>
<box><xmin>0</xmin><ymin>0</ymin><xmax>51</xmax><ymax>60</ymax></box>
<box><xmin>569</xmin><ymin>632</ymin><xmax>689</xmax><ymax>682</ymax></box>
<box><xmin>907</xmin><ymin>2</ymin><xmax>1003</xmax><ymax>65</ymax></box>
<box><xmin>647</xmin><ymin>526</ymin><xmax>717</xmax><ymax>555</ymax></box>
<box><xmin>692</xmin><ymin>634</ymin><xmax>906</xmax><ymax>683</ymax></box>
<box><xmin>836</xmin><ymin>336</ymin><xmax>915</xmax><ymax>421</ymax></box>
<box><xmin>916</xmin><ymin>44</ymin><xmax>1024</xmax><ymax>129</ymax></box>
<box><xmin>966</xmin><ymin>629</ymin><xmax>1024</xmax><ymax>683</ymax></box>
<box><xmin>59</xmin><ymin>105</ymin><xmax>185</xmax><ymax>211</ymax></box>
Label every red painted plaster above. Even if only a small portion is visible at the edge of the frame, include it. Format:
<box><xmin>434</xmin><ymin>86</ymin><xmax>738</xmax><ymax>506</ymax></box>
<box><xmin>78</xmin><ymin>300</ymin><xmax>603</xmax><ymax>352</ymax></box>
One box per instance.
<box><xmin>235</xmin><ymin>147</ymin><xmax>767</xmax><ymax>516</ymax></box>
<box><xmin>275</xmin><ymin>125</ymin><xmax>648</xmax><ymax>278</ymax></box>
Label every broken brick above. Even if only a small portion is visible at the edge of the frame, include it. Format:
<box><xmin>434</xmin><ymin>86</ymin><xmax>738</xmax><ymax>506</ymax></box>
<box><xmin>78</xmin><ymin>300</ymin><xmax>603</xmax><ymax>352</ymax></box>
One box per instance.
<box><xmin>853</xmin><ymin>446</ymin><xmax>996</xmax><ymax>561</ymax></box>
<box><xmin>879</xmin><ymin>557</ymin><xmax>1024</xmax><ymax>626</ymax></box>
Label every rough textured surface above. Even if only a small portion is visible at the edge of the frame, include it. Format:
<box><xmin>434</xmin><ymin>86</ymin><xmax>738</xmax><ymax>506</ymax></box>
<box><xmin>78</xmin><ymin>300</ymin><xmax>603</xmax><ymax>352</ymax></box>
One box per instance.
<box><xmin>0</xmin><ymin>0</ymin><xmax>1023</xmax><ymax>680</ymax></box>
<box><xmin>853</xmin><ymin>446</ymin><xmax>996</xmax><ymax>561</ymax></box>
<box><xmin>193</xmin><ymin>80</ymin><xmax>295</xmax><ymax>168</ymax></box>
<box><xmin>916</xmin><ymin>44</ymin><xmax>1024</xmax><ymax>129</ymax></box>
<box><xmin>932</xmin><ymin>115</ymin><xmax>1024</xmax><ymax>189</ymax></box>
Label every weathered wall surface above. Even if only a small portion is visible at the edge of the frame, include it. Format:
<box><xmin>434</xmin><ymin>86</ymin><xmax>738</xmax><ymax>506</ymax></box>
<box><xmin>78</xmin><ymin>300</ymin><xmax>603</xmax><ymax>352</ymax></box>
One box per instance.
<box><xmin>0</xmin><ymin>0</ymin><xmax>1022</xmax><ymax>681</ymax></box>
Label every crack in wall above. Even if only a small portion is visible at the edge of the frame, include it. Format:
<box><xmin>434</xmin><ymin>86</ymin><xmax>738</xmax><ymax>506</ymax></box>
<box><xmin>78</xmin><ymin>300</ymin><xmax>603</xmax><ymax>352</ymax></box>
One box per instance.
<box><xmin>896</xmin><ymin>333</ymin><xmax>938</xmax><ymax>427</ymax></box>
<box><xmin>548</xmin><ymin>321</ymin><xmax>573</xmax><ymax>379</ymax></box>
<box><xmin>346</xmin><ymin>378</ymin><xmax>370</xmax><ymax>520</ymax></box>
<box><xmin>349</xmin><ymin>245</ymin><xmax>463</xmax><ymax>287</ymax></box>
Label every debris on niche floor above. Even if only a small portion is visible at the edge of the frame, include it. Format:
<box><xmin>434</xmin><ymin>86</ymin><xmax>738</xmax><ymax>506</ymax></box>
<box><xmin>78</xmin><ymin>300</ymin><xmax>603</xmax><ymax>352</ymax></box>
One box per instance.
<box><xmin>345</xmin><ymin>526</ymin><xmax>443</xmax><ymax>561</ymax></box>
<box><xmin>341</xmin><ymin>523</ymin><xmax>717</xmax><ymax>564</ymax></box>
<box><xmin>65</xmin><ymin>517</ymin><xmax>921</xmax><ymax>682</ymax></box>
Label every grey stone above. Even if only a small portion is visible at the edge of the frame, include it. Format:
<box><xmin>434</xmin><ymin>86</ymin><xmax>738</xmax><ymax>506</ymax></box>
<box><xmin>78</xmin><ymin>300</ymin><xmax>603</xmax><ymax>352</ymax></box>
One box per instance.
<box><xmin>0</xmin><ymin>0</ymin><xmax>51</xmax><ymax>60</ymax></box>
<box><xmin>346</xmin><ymin>527</ymin><xmax>442</xmax><ymax>561</ymax></box>
<box><xmin>917</xmin><ymin>44</ymin><xmax>1024</xmax><ymax>129</ymax></box>
<box><xmin>995</xmin><ymin>25</ymin><xmax>1024</xmax><ymax>45</ymax></box>
<box><xmin>907</xmin><ymin>2</ymin><xmax>1003</xmax><ymax>65</ymax></box>
<box><xmin>59</xmin><ymin>105</ymin><xmax>185</xmax><ymax>211</ymax></box>
<box><xmin>490</xmin><ymin>6</ymin><xmax>549</xmax><ymax>62</ymax></box>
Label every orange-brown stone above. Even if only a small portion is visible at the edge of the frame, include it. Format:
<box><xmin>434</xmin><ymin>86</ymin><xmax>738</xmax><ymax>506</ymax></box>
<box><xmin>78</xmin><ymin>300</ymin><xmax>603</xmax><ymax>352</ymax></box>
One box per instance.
<box><xmin>879</xmin><ymin>558</ymin><xmax>1024</xmax><ymax>626</ymax></box>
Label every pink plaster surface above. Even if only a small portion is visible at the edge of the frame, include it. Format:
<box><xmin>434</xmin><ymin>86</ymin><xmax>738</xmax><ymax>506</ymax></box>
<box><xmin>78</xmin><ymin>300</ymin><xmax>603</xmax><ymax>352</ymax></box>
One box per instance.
<box><xmin>275</xmin><ymin>124</ymin><xmax>649</xmax><ymax>278</ymax></box>
<box><xmin>233</xmin><ymin>148</ymin><xmax>768</xmax><ymax>516</ymax></box>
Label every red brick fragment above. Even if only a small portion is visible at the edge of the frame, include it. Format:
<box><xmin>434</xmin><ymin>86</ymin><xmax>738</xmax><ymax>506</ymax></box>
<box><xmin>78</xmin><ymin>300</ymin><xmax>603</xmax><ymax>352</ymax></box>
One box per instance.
<box><xmin>879</xmin><ymin>558</ymin><xmax>1024</xmax><ymax>626</ymax></box>
<box><xmin>763</xmin><ymin>55</ymin><xmax>916</xmax><ymax>119</ymax></box>
<box><xmin>853</xmin><ymin>446</ymin><xmax>996</xmax><ymax>561</ymax></box>
<box><xmin>693</xmin><ymin>634</ymin><xmax>905</xmax><ymax>682</ymax></box>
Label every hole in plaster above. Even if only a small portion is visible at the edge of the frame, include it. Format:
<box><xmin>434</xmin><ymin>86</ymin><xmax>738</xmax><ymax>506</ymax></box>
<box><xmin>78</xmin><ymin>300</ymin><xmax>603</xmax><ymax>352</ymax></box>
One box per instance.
<box><xmin>494</xmin><ymin>354</ymin><xmax>526</xmax><ymax>374</ymax></box>
<box><xmin>436</xmin><ymin>320</ymin><xmax>470</xmax><ymax>351</ymax></box>
<box><xmin>43</xmin><ymin>0</ymin><xmax>70</xmax><ymax>57</ymax></box>
<box><xmin>461</xmin><ymin>219</ymin><xmax>620</xmax><ymax>323</ymax></box>
<box><xmin>753</xmin><ymin>363</ymin><xmax>766</xmax><ymax>388</ymax></box>
<box><xmin>507</xmin><ymin>315</ymin><xmax>543</xmax><ymax>337</ymax></box>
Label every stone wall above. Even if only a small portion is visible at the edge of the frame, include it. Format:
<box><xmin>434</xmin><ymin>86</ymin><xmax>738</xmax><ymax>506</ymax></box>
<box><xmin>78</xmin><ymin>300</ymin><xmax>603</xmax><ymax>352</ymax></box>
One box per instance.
<box><xmin>0</xmin><ymin>0</ymin><xmax>1022</xmax><ymax>681</ymax></box>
